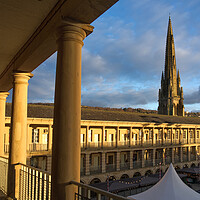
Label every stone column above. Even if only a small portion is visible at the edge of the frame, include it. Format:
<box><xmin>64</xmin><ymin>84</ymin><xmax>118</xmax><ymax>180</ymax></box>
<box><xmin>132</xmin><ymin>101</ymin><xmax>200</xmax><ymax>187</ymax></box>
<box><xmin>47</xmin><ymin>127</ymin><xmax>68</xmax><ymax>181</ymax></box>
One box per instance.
<box><xmin>130</xmin><ymin>150</ymin><xmax>133</xmax><ymax>169</ymax></box>
<box><xmin>51</xmin><ymin>20</ymin><xmax>93</xmax><ymax>200</ymax></box>
<box><xmin>153</xmin><ymin>148</ymin><xmax>156</xmax><ymax>166</ymax></box>
<box><xmin>86</xmin><ymin>126</ymin><xmax>89</xmax><ymax>149</ymax></box>
<box><xmin>172</xmin><ymin>147</ymin><xmax>175</xmax><ymax>163</ymax></box>
<box><xmin>194</xmin><ymin>128</ymin><xmax>197</xmax><ymax>143</ymax></box>
<box><xmin>102</xmin><ymin>126</ymin><xmax>105</xmax><ymax>148</ymax></box>
<box><xmin>162</xmin><ymin>149</ymin><xmax>166</xmax><ymax>165</ymax></box>
<box><xmin>142</xmin><ymin>149</ymin><xmax>145</xmax><ymax>168</ymax></box>
<box><xmin>116</xmin><ymin>126</ymin><xmax>119</xmax><ymax>147</ymax></box>
<box><xmin>152</xmin><ymin>128</ymin><xmax>155</xmax><ymax>146</ymax></box>
<box><xmin>9</xmin><ymin>72</ymin><xmax>33</xmax><ymax>164</ymax></box>
<box><xmin>116</xmin><ymin>152</ymin><xmax>120</xmax><ymax>171</ymax></box>
<box><xmin>8</xmin><ymin>72</ymin><xmax>33</xmax><ymax>198</ymax></box>
<box><xmin>162</xmin><ymin>127</ymin><xmax>165</xmax><ymax>145</ymax></box>
<box><xmin>180</xmin><ymin>147</ymin><xmax>183</xmax><ymax>162</ymax></box>
<box><xmin>171</xmin><ymin>128</ymin><xmax>173</xmax><ymax>145</ymax></box>
<box><xmin>0</xmin><ymin>92</ymin><xmax>9</xmax><ymax>156</ymax></box>
<box><xmin>102</xmin><ymin>152</ymin><xmax>106</xmax><ymax>173</ymax></box>
<box><xmin>48</xmin><ymin>125</ymin><xmax>53</xmax><ymax>151</ymax></box>
<box><xmin>85</xmin><ymin>153</ymin><xmax>90</xmax><ymax>176</ymax></box>
<box><xmin>188</xmin><ymin>146</ymin><xmax>191</xmax><ymax>162</ymax></box>
<box><xmin>187</xmin><ymin>128</ymin><xmax>190</xmax><ymax>144</ymax></box>
<box><xmin>129</xmin><ymin>127</ymin><xmax>132</xmax><ymax>147</ymax></box>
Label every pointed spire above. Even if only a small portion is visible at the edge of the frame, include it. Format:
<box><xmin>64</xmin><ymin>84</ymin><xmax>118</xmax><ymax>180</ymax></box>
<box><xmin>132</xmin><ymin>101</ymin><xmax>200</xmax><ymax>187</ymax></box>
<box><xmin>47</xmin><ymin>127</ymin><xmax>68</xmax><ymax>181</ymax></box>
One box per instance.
<box><xmin>177</xmin><ymin>69</ymin><xmax>180</xmax><ymax>80</ymax></box>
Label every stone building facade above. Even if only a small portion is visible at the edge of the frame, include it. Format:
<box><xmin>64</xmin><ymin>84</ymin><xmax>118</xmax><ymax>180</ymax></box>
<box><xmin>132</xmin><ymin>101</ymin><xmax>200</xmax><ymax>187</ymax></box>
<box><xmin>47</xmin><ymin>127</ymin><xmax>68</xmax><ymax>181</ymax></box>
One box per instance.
<box><xmin>158</xmin><ymin>17</ymin><xmax>184</xmax><ymax>116</ymax></box>
<box><xmin>3</xmin><ymin>105</ymin><xmax>200</xmax><ymax>185</ymax></box>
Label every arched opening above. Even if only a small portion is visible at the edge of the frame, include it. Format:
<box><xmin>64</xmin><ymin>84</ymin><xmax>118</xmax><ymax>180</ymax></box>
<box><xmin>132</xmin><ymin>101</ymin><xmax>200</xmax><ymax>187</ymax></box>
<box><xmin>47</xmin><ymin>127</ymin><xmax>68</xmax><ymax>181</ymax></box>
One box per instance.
<box><xmin>145</xmin><ymin>170</ymin><xmax>152</xmax><ymax>176</ymax></box>
<box><xmin>120</xmin><ymin>174</ymin><xmax>129</xmax><ymax>180</ymax></box>
<box><xmin>175</xmin><ymin>166</ymin><xmax>180</xmax><ymax>170</ymax></box>
<box><xmin>183</xmin><ymin>164</ymin><xmax>188</xmax><ymax>169</ymax></box>
<box><xmin>133</xmin><ymin>172</ymin><xmax>141</xmax><ymax>177</ymax></box>
<box><xmin>191</xmin><ymin>163</ymin><xmax>196</xmax><ymax>168</ymax></box>
<box><xmin>90</xmin><ymin>178</ymin><xmax>101</xmax><ymax>185</ymax></box>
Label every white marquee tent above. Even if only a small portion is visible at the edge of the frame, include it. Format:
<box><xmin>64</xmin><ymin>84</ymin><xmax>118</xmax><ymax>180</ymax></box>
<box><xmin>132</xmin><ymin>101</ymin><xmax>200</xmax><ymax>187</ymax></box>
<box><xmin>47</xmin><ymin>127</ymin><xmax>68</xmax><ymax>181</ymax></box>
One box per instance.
<box><xmin>128</xmin><ymin>163</ymin><xmax>200</xmax><ymax>200</ymax></box>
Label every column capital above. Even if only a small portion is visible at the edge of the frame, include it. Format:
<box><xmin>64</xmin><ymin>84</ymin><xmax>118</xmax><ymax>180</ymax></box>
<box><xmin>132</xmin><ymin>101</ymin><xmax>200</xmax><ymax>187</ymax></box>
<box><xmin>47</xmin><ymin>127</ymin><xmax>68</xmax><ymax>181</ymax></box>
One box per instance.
<box><xmin>13</xmin><ymin>71</ymin><xmax>33</xmax><ymax>85</ymax></box>
<box><xmin>56</xmin><ymin>18</ymin><xmax>94</xmax><ymax>45</ymax></box>
<box><xmin>0</xmin><ymin>92</ymin><xmax>9</xmax><ymax>100</ymax></box>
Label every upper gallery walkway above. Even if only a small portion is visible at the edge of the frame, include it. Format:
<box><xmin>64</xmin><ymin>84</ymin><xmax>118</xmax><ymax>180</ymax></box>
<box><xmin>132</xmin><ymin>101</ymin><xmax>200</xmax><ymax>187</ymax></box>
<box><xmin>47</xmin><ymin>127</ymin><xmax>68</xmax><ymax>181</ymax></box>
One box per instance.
<box><xmin>0</xmin><ymin>1</ymin><xmax>120</xmax><ymax>200</ymax></box>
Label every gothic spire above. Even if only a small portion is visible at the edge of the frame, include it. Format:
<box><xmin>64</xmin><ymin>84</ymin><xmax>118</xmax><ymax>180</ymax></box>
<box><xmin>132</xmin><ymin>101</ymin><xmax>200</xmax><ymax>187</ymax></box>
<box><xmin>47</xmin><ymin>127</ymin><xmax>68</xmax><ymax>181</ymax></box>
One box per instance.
<box><xmin>158</xmin><ymin>17</ymin><xmax>184</xmax><ymax>116</ymax></box>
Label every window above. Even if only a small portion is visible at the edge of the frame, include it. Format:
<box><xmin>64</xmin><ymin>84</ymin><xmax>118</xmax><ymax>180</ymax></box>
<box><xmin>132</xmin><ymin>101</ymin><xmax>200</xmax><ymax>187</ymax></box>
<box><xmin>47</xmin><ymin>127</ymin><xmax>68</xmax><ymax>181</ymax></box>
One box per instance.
<box><xmin>91</xmin><ymin>130</ymin><xmax>93</xmax><ymax>142</ymax></box>
<box><xmin>108</xmin><ymin>155</ymin><xmax>114</xmax><ymax>164</ymax></box>
<box><xmin>176</xmin><ymin>131</ymin><xmax>178</xmax><ymax>139</ymax></box>
<box><xmin>32</xmin><ymin>129</ymin><xmax>39</xmax><ymax>143</ymax></box>
<box><xmin>197</xmin><ymin>131</ymin><xmax>199</xmax><ymax>138</ymax></box>
<box><xmin>183</xmin><ymin>131</ymin><xmax>186</xmax><ymax>139</ymax></box>
<box><xmin>111</xmin><ymin>134</ymin><xmax>114</xmax><ymax>142</ymax></box>
<box><xmin>105</xmin><ymin>130</ymin><xmax>107</xmax><ymax>141</ymax></box>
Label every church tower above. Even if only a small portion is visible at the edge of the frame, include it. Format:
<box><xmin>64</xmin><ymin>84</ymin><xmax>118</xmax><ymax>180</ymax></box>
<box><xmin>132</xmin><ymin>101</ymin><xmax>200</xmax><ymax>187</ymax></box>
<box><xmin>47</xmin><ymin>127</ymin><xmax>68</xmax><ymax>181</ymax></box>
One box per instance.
<box><xmin>158</xmin><ymin>17</ymin><xmax>184</xmax><ymax>116</ymax></box>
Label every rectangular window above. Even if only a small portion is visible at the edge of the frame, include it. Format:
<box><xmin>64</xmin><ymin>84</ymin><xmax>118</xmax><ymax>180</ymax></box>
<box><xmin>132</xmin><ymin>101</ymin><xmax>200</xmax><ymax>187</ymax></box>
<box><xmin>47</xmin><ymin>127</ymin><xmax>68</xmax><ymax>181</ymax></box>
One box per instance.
<box><xmin>32</xmin><ymin>129</ymin><xmax>39</xmax><ymax>143</ymax></box>
<box><xmin>176</xmin><ymin>131</ymin><xmax>178</xmax><ymax>139</ymax></box>
<box><xmin>197</xmin><ymin>131</ymin><xmax>199</xmax><ymax>138</ymax></box>
<box><xmin>91</xmin><ymin>130</ymin><xmax>93</xmax><ymax>142</ymax></box>
<box><xmin>111</xmin><ymin>134</ymin><xmax>114</xmax><ymax>142</ymax></box>
<box><xmin>105</xmin><ymin>130</ymin><xmax>107</xmax><ymax>141</ymax></box>
<box><xmin>183</xmin><ymin>131</ymin><xmax>186</xmax><ymax>139</ymax></box>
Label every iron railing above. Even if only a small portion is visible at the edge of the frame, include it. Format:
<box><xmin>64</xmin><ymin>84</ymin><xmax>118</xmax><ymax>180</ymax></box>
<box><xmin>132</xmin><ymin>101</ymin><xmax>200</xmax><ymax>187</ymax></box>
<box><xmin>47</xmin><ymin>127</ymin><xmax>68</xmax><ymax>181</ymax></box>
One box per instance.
<box><xmin>133</xmin><ymin>161</ymin><xmax>142</xmax><ymax>169</ymax></box>
<box><xmin>29</xmin><ymin>144</ymin><xmax>48</xmax><ymax>152</ymax></box>
<box><xmin>0</xmin><ymin>156</ymin><xmax>8</xmax><ymax>195</ymax></box>
<box><xmin>68</xmin><ymin>181</ymin><xmax>128</xmax><ymax>200</ymax></box>
<box><xmin>11</xmin><ymin>163</ymin><xmax>128</xmax><ymax>200</ymax></box>
<box><xmin>106</xmin><ymin>164</ymin><xmax>116</xmax><ymax>172</ymax></box>
<box><xmin>15</xmin><ymin>163</ymin><xmax>51</xmax><ymax>200</ymax></box>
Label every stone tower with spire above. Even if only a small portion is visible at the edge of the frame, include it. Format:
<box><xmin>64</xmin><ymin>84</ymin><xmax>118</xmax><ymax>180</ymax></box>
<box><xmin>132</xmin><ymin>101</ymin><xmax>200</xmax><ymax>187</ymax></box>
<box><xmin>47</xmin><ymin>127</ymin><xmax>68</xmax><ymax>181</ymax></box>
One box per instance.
<box><xmin>158</xmin><ymin>17</ymin><xmax>184</xmax><ymax>116</ymax></box>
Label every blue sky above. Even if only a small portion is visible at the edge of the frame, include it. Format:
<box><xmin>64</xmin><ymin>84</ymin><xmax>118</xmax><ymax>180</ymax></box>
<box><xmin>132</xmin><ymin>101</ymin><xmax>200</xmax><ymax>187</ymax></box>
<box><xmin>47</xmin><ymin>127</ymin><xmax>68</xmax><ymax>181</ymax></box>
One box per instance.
<box><xmin>8</xmin><ymin>0</ymin><xmax>200</xmax><ymax>112</ymax></box>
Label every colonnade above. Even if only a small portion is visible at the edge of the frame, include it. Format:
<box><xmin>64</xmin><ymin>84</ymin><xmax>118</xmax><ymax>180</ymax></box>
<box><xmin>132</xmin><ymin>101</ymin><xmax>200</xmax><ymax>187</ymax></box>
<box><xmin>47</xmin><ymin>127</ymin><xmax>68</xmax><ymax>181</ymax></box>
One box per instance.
<box><xmin>0</xmin><ymin>20</ymin><xmax>93</xmax><ymax>200</ymax></box>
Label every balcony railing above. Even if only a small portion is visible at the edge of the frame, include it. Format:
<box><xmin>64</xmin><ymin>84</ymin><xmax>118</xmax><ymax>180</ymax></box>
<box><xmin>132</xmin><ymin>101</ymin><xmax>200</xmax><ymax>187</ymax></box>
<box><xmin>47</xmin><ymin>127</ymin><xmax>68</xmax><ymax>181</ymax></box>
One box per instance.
<box><xmin>165</xmin><ymin>157</ymin><xmax>171</xmax><ymax>164</ymax></box>
<box><xmin>182</xmin><ymin>155</ymin><xmax>188</xmax><ymax>162</ymax></box>
<box><xmin>67</xmin><ymin>181</ymin><xmax>128</xmax><ymax>200</ymax></box>
<box><xmin>181</xmin><ymin>139</ymin><xmax>187</xmax><ymax>144</ymax></box>
<box><xmin>133</xmin><ymin>160</ymin><xmax>142</xmax><ymax>169</ymax></box>
<box><xmin>190</xmin><ymin>154</ymin><xmax>196</xmax><ymax>161</ymax></box>
<box><xmin>29</xmin><ymin>143</ymin><xmax>48</xmax><ymax>152</ymax></box>
<box><xmin>174</xmin><ymin>156</ymin><xmax>180</xmax><ymax>163</ymax></box>
<box><xmin>0</xmin><ymin>156</ymin><xmax>8</xmax><ymax>195</ymax></box>
<box><xmin>106</xmin><ymin>164</ymin><xmax>116</xmax><ymax>172</ymax></box>
<box><xmin>4</xmin><ymin>163</ymin><xmax>127</xmax><ymax>200</ymax></box>
<box><xmin>163</xmin><ymin>140</ymin><xmax>171</xmax><ymax>145</ymax></box>
<box><xmin>81</xmin><ymin>167</ymin><xmax>85</xmax><ymax>176</ymax></box>
<box><xmin>104</xmin><ymin>142</ymin><xmax>116</xmax><ymax>148</ymax></box>
<box><xmin>154</xmin><ymin>139</ymin><xmax>162</xmax><ymax>146</ymax></box>
<box><xmin>155</xmin><ymin>158</ymin><xmax>163</xmax><ymax>165</ymax></box>
<box><xmin>144</xmin><ymin>159</ymin><xmax>153</xmax><ymax>167</ymax></box>
<box><xmin>120</xmin><ymin>162</ymin><xmax>130</xmax><ymax>170</ymax></box>
<box><xmin>118</xmin><ymin>141</ymin><xmax>130</xmax><ymax>147</ymax></box>
<box><xmin>190</xmin><ymin>138</ymin><xmax>195</xmax><ymax>144</ymax></box>
<box><xmin>131</xmin><ymin>141</ymin><xmax>142</xmax><ymax>147</ymax></box>
<box><xmin>90</xmin><ymin>165</ymin><xmax>101</xmax><ymax>174</ymax></box>
<box><xmin>81</xmin><ymin>142</ymin><xmax>86</xmax><ymax>149</ymax></box>
<box><xmin>143</xmin><ymin>140</ymin><xmax>152</xmax><ymax>147</ymax></box>
<box><xmin>173</xmin><ymin>139</ymin><xmax>180</xmax><ymax>145</ymax></box>
<box><xmin>88</xmin><ymin>142</ymin><xmax>101</xmax><ymax>149</ymax></box>
<box><xmin>4</xmin><ymin>144</ymin><xmax>9</xmax><ymax>153</ymax></box>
